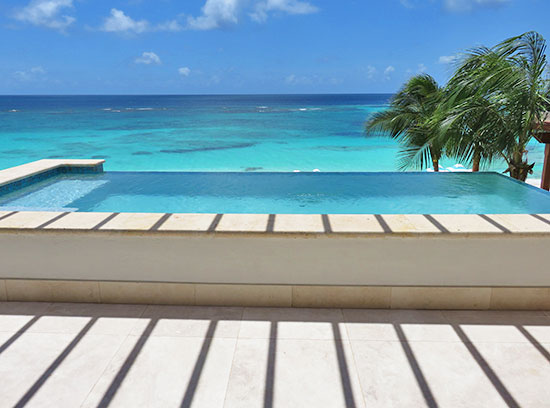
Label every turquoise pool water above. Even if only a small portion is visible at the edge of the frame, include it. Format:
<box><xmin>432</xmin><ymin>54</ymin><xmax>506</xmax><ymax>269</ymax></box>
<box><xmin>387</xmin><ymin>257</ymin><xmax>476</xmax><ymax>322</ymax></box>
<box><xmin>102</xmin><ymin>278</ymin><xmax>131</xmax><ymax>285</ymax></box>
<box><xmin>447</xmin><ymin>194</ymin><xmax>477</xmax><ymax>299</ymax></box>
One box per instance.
<box><xmin>0</xmin><ymin>95</ymin><xmax>546</xmax><ymax>177</ymax></box>
<box><xmin>1</xmin><ymin>172</ymin><xmax>549</xmax><ymax>214</ymax></box>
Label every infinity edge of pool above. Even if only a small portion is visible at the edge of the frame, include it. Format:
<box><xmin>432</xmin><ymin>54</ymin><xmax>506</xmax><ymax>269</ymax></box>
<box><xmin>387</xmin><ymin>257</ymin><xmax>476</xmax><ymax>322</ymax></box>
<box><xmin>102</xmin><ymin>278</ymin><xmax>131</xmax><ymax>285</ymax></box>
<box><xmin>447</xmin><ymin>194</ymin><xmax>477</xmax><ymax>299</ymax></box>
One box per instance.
<box><xmin>0</xmin><ymin>160</ymin><xmax>550</xmax><ymax>235</ymax></box>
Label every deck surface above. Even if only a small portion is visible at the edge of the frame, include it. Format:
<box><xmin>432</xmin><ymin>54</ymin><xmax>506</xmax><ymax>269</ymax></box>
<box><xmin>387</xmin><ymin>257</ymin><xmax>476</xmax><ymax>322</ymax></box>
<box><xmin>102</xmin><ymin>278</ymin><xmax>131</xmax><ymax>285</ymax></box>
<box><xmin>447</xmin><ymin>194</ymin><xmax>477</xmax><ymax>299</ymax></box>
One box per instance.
<box><xmin>1</xmin><ymin>302</ymin><xmax>549</xmax><ymax>407</ymax></box>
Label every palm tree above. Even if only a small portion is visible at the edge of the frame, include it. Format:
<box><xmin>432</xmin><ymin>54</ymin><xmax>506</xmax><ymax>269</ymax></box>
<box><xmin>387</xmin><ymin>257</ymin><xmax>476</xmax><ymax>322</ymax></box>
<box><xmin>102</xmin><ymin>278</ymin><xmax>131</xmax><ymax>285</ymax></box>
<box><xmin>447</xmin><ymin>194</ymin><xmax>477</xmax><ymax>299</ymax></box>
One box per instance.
<box><xmin>366</xmin><ymin>74</ymin><xmax>446</xmax><ymax>171</ymax></box>
<box><xmin>447</xmin><ymin>31</ymin><xmax>550</xmax><ymax>180</ymax></box>
<box><xmin>437</xmin><ymin>91</ymin><xmax>500</xmax><ymax>172</ymax></box>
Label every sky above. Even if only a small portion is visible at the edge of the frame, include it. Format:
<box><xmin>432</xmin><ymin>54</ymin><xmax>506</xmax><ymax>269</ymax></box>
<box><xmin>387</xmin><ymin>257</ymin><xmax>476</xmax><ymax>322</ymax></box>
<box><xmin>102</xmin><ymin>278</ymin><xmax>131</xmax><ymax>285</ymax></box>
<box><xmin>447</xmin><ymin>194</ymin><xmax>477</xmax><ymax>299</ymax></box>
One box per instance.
<box><xmin>0</xmin><ymin>0</ymin><xmax>549</xmax><ymax>95</ymax></box>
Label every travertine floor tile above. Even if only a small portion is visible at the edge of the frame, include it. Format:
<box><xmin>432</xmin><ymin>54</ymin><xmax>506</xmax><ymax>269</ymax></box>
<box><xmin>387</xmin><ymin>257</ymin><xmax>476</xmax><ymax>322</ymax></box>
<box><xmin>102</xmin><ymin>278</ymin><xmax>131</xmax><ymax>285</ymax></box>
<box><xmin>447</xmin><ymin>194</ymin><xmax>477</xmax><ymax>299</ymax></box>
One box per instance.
<box><xmin>44</xmin><ymin>212</ymin><xmax>114</xmax><ymax>230</ymax></box>
<box><xmin>328</xmin><ymin>214</ymin><xmax>385</xmax><ymax>233</ymax></box>
<box><xmin>240</xmin><ymin>307</ymin><xmax>346</xmax><ymax>340</ymax></box>
<box><xmin>343</xmin><ymin>309</ymin><xmax>458</xmax><ymax>342</ymax></box>
<box><xmin>0</xmin><ymin>211</ymin><xmax>64</xmax><ymax>229</ymax></box>
<box><xmin>471</xmin><ymin>342</ymin><xmax>550</xmax><ymax>407</ymax></box>
<box><xmin>0</xmin><ymin>332</ymin><xmax>127</xmax><ymax>408</ymax></box>
<box><xmin>430</xmin><ymin>214</ymin><xmax>502</xmax><ymax>233</ymax></box>
<box><xmin>0</xmin><ymin>301</ymin><xmax>51</xmax><ymax>333</ymax></box>
<box><xmin>81</xmin><ymin>335</ymin><xmax>236</xmax><ymax>408</ymax></box>
<box><xmin>225</xmin><ymin>338</ymin><xmax>365</xmax><ymax>408</ymax></box>
<box><xmin>131</xmin><ymin>305</ymin><xmax>243</xmax><ymax>338</ymax></box>
<box><xmin>486</xmin><ymin>214</ymin><xmax>550</xmax><ymax>233</ymax></box>
<box><xmin>26</xmin><ymin>303</ymin><xmax>146</xmax><ymax>336</ymax></box>
<box><xmin>0</xmin><ymin>303</ymin><xmax>549</xmax><ymax>408</ymax></box>
<box><xmin>382</xmin><ymin>214</ymin><xmax>441</xmax><ymax>233</ymax></box>
<box><xmin>157</xmin><ymin>213</ymin><xmax>217</xmax><ymax>231</ymax></box>
<box><xmin>403</xmin><ymin>341</ymin><xmax>509</xmax><ymax>408</ymax></box>
<box><xmin>442</xmin><ymin>310</ymin><xmax>550</xmax><ymax>343</ymax></box>
<box><xmin>99</xmin><ymin>212</ymin><xmax>164</xmax><ymax>230</ymax></box>
<box><xmin>215</xmin><ymin>214</ymin><xmax>269</xmax><ymax>232</ymax></box>
<box><xmin>350</xmin><ymin>340</ymin><xmax>427</xmax><ymax>407</ymax></box>
<box><xmin>273</xmin><ymin>214</ymin><xmax>324</xmax><ymax>233</ymax></box>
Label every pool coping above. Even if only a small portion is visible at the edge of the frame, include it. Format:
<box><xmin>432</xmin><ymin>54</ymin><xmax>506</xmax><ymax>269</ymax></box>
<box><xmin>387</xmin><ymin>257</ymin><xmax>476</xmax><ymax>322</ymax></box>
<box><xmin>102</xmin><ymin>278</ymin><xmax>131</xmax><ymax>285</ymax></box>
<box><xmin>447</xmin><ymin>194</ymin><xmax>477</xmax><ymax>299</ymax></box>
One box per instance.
<box><xmin>0</xmin><ymin>211</ymin><xmax>550</xmax><ymax>235</ymax></box>
<box><xmin>0</xmin><ymin>160</ymin><xmax>549</xmax><ymax>235</ymax></box>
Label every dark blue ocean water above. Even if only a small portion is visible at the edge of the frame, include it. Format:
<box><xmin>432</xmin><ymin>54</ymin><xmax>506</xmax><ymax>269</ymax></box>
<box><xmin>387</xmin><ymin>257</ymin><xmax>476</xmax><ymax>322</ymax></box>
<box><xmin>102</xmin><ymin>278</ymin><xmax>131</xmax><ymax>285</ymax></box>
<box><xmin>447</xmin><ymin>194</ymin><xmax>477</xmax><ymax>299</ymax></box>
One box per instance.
<box><xmin>0</xmin><ymin>94</ymin><xmax>545</xmax><ymax>176</ymax></box>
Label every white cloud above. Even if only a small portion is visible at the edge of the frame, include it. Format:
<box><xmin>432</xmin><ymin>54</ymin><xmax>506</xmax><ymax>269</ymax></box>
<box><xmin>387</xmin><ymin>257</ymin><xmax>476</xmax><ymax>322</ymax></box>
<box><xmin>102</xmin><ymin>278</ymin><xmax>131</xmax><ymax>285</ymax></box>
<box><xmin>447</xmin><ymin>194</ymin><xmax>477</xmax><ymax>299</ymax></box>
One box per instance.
<box><xmin>135</xmin><ymin>52</ymin><xmax>161</xmax><ymax>65</ymax></box>
<box><xmin>101</xmin><ymin>9</ymin><xmax>149</xmax><ymax>34</ymax></box>
<box><xmin>384</xmin><ymin>65</ymin><xmax>395</xmax><ymax>79</ymax></box>
<box><xmin>417</xmin><ymin>63</ymin><xmax>427</xmax><ymax>73</ymax></box>
<box><xmin>97</xmin><ymin>1</ymin><xmax>315</xmax><ymax>34</ymax></box>
<box><xmin>13</xmin><ymin>66</ymin><xmax>46</xmax><ymax>81</ymax></box>
<box><xmin>439</xmin><ymin>55</ymin><xmax>457</xmax><ymax>64</ymax></box>
<box><xmin>187</xmin><ymin>0</ymin><xmax>317</xmax><ymax>30</ymax></box>
<box><xmin>187</xmin><ymin>0</ymin><xmax>241</xmax><ymax>30</ymax></box>
<box><xmin>250</xmin><ymin>0</ymin><xmax>318</xmax><ymax>23</ymax></box>
<box><xmin>366</xmin><ymin>65</ymin><xmax>377</xmax><ymax>80</ymax></box>
<box><xmin>444</xmin><ymin>0</ymin><xmax>509</xmax><ymax>12</ymax></box>
<box><xmin>14</xmin><ymin>0</ymin><xmax>75</xmax><ymax>32</ymax></box>
<box><xmin>178</xmin><ymin>67</ymin><xmax>191</xmax><ymax>76</ymax></box>
<box><xmin>100</xmin><ymin>9</ymin><xmax>184</xmax><ymax>34</ymax></box>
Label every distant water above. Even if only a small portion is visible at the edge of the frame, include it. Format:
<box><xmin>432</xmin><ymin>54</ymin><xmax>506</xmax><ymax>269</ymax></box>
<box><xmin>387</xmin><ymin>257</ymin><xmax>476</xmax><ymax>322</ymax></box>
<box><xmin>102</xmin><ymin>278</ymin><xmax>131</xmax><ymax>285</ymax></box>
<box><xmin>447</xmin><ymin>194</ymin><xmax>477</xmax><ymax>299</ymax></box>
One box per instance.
<box><xmin>0</xmin><ymin>95</ymin><xmax>545</xmax><ymax>177</ymax></box>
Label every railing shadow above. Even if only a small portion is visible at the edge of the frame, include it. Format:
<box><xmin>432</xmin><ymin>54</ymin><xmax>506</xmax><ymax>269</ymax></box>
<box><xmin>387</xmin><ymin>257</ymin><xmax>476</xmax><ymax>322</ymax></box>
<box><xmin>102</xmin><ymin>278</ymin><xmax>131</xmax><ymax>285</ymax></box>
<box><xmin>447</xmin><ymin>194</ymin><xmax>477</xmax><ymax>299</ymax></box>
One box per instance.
<box><xmin>331</xmin><ymin>322</ymin><xmax>357</xmax><ymax>408</ymax></box>
<box><xmin>180</xmin><ymin>320</ymin><xmax>218</xmax><ymax>408</ymax></box>
<box><xmin>14</xmin><ymin>316</ymin><xmax>99</xmax><ymax>408</ymax></box>
<box><xmin>264</xmin><ymin>321</ymin><xmax>277</xmax><ymax>408</ymax></box>
<box><xmin>451</xmin><ymin>324</ymin><xmax>520</xmax><ymax>408</ymax></box>
<box><xmin>97</xmin><ymin>318</ymin><xmax>158</xmax><ymax>407</ymax></box>
<box><xmin>393</xmin><ymin>323</ymin><xmax>439</xmax><ymax>408</ymax></box>
<box><xmin>516</xmin><ymin>324</ymin><xmax>550</xmax><ymax>363</ymax></box>
<box><xmin>1</xmin><ymin>303</ymin><xmax>549</xmax><ymax>408</ymax></box>
<box><xmin>0</xmin><ymin>315</ymin><xmax>41</xmax><ymax>355</ymax></box>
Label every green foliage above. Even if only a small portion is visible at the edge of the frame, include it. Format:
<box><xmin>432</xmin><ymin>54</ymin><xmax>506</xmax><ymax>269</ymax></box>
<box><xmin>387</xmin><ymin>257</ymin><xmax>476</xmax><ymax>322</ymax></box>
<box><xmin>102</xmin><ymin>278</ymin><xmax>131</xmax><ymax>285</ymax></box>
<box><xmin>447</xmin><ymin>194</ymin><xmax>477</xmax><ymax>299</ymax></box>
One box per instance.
<box><xmin>366</xmin><ymin>74</ymin><xmax>446</xmax><ymax>171</ymax></box>
<box><xmin>366</xmin><ymin>31</ymin><xmax>550</xmax><ymax>180</ymax></box>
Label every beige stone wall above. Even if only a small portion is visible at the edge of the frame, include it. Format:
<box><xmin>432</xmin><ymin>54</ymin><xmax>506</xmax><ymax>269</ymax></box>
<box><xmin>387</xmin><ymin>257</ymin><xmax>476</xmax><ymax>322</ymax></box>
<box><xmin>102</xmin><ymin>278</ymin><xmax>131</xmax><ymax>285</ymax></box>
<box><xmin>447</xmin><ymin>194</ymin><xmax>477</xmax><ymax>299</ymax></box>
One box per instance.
<box><xmin>0</xmin><ymin>231</ymin><xmax>548</xmax><ymax>287</ymax></box>
<box><xmin>1</xmin><ymin>280</ymin><xmax>549</xmax><ymax>309</ymax></box>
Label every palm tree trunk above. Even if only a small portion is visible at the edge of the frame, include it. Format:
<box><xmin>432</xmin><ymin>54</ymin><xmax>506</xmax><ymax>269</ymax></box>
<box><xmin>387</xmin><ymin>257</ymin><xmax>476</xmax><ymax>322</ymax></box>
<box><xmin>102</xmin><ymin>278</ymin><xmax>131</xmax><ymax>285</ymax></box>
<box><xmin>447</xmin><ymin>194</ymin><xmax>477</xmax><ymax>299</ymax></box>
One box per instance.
<box><xmin>432</xmin><ymin>159</ymin><xmax>439</xmax><ymax>172</ymax></box>
<box><xmin>472</xmin><ymin>150</ymin><xmax>481</xmax><ymax>172</ymax></box>
<box><xmin>508</xmin><ymin>151</ymin><xmax>524</xmax><ymax>181</ymax></box>
<box><xmin>506</xmin><ymin>150</ymin><xmax>533</xmax><ymax>181</ymax></box>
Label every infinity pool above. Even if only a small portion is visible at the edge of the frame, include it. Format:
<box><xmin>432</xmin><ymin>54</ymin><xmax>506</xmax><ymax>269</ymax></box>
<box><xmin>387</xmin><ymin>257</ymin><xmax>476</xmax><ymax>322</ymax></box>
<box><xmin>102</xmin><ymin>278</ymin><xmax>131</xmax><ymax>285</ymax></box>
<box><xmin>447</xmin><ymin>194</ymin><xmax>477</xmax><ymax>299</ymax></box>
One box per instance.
<box><xmin>1</xmin><ymin>171</ymin><xmax>549</xmax><ymax>214</ymax></box>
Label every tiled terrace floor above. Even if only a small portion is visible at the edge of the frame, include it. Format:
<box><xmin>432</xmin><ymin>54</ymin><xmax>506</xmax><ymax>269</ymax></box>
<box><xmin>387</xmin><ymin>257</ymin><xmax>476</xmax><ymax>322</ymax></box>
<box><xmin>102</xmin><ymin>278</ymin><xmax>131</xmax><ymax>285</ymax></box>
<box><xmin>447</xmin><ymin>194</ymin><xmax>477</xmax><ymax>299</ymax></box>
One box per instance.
<box><xmin>1</xmin><ymin>302</ymin><xmax>549</xmax><ymax>407</ymax></box>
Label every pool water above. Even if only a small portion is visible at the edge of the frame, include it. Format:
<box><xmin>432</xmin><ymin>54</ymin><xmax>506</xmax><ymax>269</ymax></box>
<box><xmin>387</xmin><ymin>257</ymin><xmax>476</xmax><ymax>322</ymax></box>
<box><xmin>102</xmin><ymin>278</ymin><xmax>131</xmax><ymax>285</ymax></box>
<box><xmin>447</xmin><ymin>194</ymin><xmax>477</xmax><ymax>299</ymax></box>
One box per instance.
<box><xmin>1</xmin><ymin>172</ymin><xmax>549</xmax><ymax>214</ymax></box>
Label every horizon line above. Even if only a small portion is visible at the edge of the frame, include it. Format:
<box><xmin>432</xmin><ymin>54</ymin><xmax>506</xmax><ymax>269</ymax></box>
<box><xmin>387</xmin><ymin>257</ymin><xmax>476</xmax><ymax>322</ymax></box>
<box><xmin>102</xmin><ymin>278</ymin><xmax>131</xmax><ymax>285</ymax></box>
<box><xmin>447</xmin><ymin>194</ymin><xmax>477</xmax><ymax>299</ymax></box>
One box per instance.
<box><xmin>0</xmin><ymin>92</ymin><xmax>396</xmax><ymax>97</ymax></box>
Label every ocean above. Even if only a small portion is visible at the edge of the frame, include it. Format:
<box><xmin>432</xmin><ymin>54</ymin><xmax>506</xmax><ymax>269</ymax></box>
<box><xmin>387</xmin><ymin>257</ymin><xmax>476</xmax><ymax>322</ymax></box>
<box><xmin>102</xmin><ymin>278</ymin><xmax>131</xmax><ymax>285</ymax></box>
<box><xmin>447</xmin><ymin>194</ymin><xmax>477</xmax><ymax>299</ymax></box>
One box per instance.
<box><xmin>0</xmin><ymin>94</ymin><xmax>545</xmax><ymax>177</ymax></box>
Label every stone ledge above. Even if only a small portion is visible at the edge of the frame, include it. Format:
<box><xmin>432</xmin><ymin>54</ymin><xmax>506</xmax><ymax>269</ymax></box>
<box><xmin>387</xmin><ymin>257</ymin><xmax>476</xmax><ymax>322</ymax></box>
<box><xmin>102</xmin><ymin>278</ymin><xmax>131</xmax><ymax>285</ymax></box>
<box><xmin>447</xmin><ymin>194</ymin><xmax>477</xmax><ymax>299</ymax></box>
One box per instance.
<box><xmin>2</xmin><ymin>280</ymin><xmax>550</xmax><ymax>310</ymax></box>
<box><xmin>0</xmin><ymin>159</ymin><xmax>105</xmax><ymax>201</ymax></box>
<box><xmin>1</xmin><ymin>211</ymin><xmax>550</xmax><ymax>235</ymax></box>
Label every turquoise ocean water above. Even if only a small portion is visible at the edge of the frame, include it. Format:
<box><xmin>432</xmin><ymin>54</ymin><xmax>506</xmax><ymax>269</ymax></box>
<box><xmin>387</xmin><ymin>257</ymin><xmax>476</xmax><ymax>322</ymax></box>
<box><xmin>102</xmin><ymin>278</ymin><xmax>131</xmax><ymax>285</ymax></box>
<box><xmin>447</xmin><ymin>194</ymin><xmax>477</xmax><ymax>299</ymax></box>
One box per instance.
<box><xmin>0</xmin><ymin>94</ymin><xmax>545</xmax><ymax>177</ymax></box>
